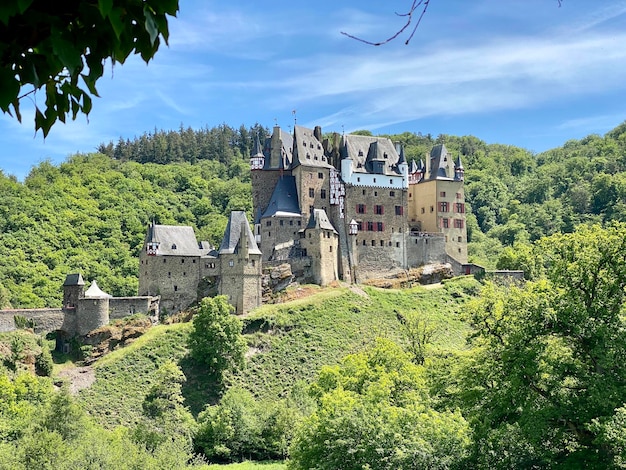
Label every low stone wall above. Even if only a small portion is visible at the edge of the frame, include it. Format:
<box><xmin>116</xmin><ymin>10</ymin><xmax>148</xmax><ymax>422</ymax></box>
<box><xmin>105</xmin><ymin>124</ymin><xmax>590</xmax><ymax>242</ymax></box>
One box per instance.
<box><xmin>109</xmin><ymin>296</ymin><xmax>159</xmax><ymax>320</ymax></box>
<box><xmin>0</xmin><ymin>308</ymin><xmax>74</xmax><ymax>335</ymax></box>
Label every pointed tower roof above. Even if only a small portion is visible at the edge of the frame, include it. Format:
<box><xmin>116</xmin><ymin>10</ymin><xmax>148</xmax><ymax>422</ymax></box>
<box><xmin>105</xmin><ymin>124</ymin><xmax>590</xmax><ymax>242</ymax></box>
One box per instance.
<box><xmin>454</xmin><ymin>155</ymin><xmax>464</xmax><ymax>170</ymax></box>
<box><xmin>428</xmin><ymin>144</ymin><xmax>451</xmax><ymax>180</ymax></box>
<box><xmin>84</xmin><ymin>280</ymin><xmax>111</xmax><ymax>299</ymax></box>
<box><xmin>252</xmin><ymin>133</ymin><xmax>263</xmax><ymax>156</ymax></box>
<box><xmin>397</xmin><ymin>145</ymin><xmax>406</xmax><ymax>165</ymax></box>
<box><xmin>219</xmin><ymin>211</ymin><xmax>261</xmax><ymax>255</ymax></box>
<box><xmin>410</xmin><ymin>160</ymin><xmax>418</xmax><ymax>174</ymax></box>
<box><xmin>306</xmin><ymin>208</ymin><xmax>338</xmax><ymax>233</ymax></box>
<box><xmin>63</xmin><ymin>273</ymin><xmax>85</xmax><ymax>286</ymax></box>
<box><xmin>261</xmin><ymin>175</ymin><xmax>301</xmax><ymax>219</ymax></box>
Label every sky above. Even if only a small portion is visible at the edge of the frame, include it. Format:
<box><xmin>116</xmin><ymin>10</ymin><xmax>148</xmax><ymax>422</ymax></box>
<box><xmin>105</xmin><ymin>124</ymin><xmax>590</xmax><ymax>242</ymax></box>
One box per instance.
<box><xmin>2</xmin><ymin>0</ymin><xmax>626</xmax><ymax>179</ymax></box>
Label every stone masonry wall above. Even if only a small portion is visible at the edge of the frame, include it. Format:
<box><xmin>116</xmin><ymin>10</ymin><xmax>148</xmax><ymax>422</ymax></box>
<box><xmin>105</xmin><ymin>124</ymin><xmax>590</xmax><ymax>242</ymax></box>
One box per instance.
<box><xmin>0</xmin><ymin>308</ymin><xmax>74</xmax><ymax>335</ymax></box>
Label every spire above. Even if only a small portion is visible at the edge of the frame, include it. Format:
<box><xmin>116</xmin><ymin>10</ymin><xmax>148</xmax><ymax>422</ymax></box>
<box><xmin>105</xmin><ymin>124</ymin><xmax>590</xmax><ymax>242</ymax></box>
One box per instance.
<box><xmin>454</xmin><ymin>155</ymin><xmax>465</xmax><ymax>181</ymax></box>
<box><xmin>397</xmin><ymin>145</ymin><xmax>406</xmax><ymax>165</ymax></box>
<box><xmin>250</xmin><ymin>133</ymin><xmax>265</xmax><ymax>170</ymax></box>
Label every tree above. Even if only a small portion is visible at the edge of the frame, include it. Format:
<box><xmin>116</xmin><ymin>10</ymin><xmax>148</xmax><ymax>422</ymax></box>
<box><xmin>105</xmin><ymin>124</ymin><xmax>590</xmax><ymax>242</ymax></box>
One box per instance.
<box><xmin>290</xmin><ymin>339</ymin><xmax>470</xmax><ymax>470</ymax></box>
<box><xmin>188</xmin><ymin>296</ymin><xmax>246</xmax><ymax>380</ymax></box>
<box><xmin>461</xmin><ymin>223</ymin><xmax>626</xmax><ymax>467</ymax></box>
<box><xmin>0</xmin><ymin>0</ymin><xmax>179</xmax><ymax>136</ymax></box>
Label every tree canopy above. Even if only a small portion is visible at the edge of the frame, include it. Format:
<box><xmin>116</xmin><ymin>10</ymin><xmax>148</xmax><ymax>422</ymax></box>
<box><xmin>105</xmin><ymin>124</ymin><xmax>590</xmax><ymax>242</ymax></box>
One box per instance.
<box><xmin>0</xmin><ymin>0</ymin><xmax>179</xmax><ymax>136</ymax></box>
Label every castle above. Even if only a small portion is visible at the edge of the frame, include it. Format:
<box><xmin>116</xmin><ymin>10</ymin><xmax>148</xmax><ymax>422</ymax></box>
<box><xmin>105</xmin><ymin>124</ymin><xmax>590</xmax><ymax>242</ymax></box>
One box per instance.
<box><xmin>137</xmin><ymin>125</ymin><xmax>469</xmax><ymax>316</ymax></box>
<box><xmin>0</xmin><ymin>125</ymin><xmax>470</xmax><ymax>337</ymax></box>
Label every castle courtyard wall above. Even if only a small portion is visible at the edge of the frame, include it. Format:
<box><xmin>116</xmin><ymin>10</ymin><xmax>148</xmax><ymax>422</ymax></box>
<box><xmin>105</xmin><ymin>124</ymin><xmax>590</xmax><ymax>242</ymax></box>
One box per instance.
<box><xmin>0</xmin><ymin>308</ymin><xmax>75</xmax><ymax>335</ymax></box>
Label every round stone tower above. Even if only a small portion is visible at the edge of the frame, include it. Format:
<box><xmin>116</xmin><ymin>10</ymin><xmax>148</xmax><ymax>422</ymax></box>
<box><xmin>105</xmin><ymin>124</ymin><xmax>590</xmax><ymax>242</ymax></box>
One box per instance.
<box><xmin>76</xmin><ymin>280</ymin><xmax>110</xmax><ymax>335</ymax></box>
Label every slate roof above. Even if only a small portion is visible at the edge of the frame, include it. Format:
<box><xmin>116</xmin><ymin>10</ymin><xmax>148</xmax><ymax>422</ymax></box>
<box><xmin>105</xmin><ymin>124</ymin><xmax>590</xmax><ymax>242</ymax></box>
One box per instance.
<box><xmin>263</xmin><ymin>127</ymin><xmax>294</xmax><ymax>170</ymax></box>
<box><xmin>219</xmin><ymin>211</ymin><xmax>262</xmax><ymax>255</ymax></box>
<box><xmin>292</xmin><ymin>125</ymin><xmax>332</xmax><ymax>169</ymax></box>
<box><xmin>342</xmin><ymin>134</ymin><xmax>402</xmax><ymax>175</ymax></box>
<box><xmin>428</xmin><ymin>144</ymin><xmax>452</xmax><ymax>180</ymax></box>
<box><xmin>84</xmin><ymin>280</ymin><xmax>111</xmax><ymax>299</ymax></box>
<box><xmin>260</xmin><ymin>175</ymin><xmax>301</xmax><ymax>219</ymax></box>
<box><xmin>145</xmin><ymin>224</ymin><xmax>203</xmax><ymax>256</ymax></box>
<box><xmin>63</xmin><ymin>273</ymin><xmax>85</xmax><ymax>286</ymax></box>
<box><xmin>306</xmin><ymin>208</ymin><xmax>338</xmax><ymax>234</ymax></box>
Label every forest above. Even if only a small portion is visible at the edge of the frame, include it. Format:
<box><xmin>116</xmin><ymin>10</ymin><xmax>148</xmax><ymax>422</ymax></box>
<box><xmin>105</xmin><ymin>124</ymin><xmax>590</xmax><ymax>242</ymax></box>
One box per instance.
<box><xmin>1</xmin><ymin>122</ymin><xmax>626</xmax><ymax>468</ymax></box>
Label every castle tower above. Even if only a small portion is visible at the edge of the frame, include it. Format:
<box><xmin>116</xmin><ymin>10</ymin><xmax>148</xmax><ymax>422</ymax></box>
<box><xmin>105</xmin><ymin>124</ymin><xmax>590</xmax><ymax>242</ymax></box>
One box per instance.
<box><xmin>76</xmin><ymin>280</ymin><xmax>111</xmax><ymax>335</ymax></box>
<box><xmin>302</xmin><ymin>209</ymin><xmax>339</xmax><ymax>286</ymax></box>
<box><xmin>249</xmin><ymin>134</ymin><xmax>265</xmax><ymax>170</ymax></box>
<box><xmin>63</xmin><ymin>273</ymin><xmax>85</xmax><ymax>309</ymax></box>
<box><xmin>218</xmin><ymin>211</ymin><xmax>262</xmax><ymax>314</ymax></box>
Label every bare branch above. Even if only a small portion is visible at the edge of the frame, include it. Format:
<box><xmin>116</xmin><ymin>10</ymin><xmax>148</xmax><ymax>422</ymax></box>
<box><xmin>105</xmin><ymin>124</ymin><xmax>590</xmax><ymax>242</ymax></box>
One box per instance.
<box><xmin>340</xmin><ymin>0</ymin><xmax>431</xmax><ymax>46</ymax></box>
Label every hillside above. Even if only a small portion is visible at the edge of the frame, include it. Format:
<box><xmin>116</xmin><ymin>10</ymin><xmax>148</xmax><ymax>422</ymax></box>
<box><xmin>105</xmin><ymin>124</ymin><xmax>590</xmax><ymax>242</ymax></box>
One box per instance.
<box><xmin>76</xmin><ymin>278</ymin><xmax>478</xmax><ymax>426</ymax></box>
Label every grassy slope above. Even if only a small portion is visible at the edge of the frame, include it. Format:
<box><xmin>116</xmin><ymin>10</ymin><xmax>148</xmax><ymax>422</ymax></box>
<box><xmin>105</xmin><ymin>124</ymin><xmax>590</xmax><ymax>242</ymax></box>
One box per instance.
<box><xmin>77</xmin><ymin>277</ymin><xmax>480</xmax><ymax>426</ymax></box>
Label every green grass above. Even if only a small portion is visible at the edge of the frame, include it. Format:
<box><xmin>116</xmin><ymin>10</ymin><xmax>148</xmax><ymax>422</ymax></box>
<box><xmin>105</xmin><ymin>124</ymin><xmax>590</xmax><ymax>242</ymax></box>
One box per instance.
<box><xmin>77</xmin><ymin>277</ymin><xmax>481</xmax><ymax>427</ymax></box>
<box><xmin>201</xmin><ymin>462</ymin><xmax>286</xmax><ymax>470</ymax></box>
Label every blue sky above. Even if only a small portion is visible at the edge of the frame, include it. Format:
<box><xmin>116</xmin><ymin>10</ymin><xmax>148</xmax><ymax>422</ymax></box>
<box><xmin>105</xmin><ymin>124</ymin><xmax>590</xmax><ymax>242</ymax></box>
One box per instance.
<box><xmin>2</xmin><ymin>0</ymin><xmax>626</xmax><ymax>179</ymax></box>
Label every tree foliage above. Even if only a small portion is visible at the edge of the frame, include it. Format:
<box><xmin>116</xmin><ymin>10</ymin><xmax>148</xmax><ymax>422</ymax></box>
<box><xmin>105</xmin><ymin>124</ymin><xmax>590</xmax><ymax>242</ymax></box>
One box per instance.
<box><xmin>461</xmin><ymin>224</ymin><xmax>626</xmax><ymax>467</ymax></box>
<box><xmin>0</xmin><ymin>0</ymin><xmax>179</xmax><ymax>135</ymax></box>
<box><xmin>188</xmin><ymin>296</ymin><xmax>246</xmax><ymax>380</ymax></box>
<box><xmin>290</xmin><ymin>339</ymin><xmax>470</xmax><ymax>470</ymax></box>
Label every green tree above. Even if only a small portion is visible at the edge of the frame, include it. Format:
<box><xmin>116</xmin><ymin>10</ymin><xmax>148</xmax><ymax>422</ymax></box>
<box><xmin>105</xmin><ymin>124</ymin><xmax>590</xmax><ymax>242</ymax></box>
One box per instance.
<box><xmin>0</xmin><ymin>0</ymin><xmax>179</xmax><ymax>135</ymax></box>
<box><xmin>462</xmin><ymin>223</ymin><xmax>626</xmax><ymax>467</ymax></box>
<box><xmin>188</xmin><ymin>296</ymin><xmax>246</xmax><ymax>380</ymax></box>
<box><xmin>290</xmin><ymin>339</ymin><xmax>470</xmax><ymax>470</ymax></box>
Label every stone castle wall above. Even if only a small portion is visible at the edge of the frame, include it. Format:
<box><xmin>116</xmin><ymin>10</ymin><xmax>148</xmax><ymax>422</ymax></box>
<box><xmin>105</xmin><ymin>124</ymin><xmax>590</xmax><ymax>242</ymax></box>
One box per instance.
<box><xmin>0</xmin><ymin>308</ymin><xmax>74</xmax><ymax>335</ymax></box>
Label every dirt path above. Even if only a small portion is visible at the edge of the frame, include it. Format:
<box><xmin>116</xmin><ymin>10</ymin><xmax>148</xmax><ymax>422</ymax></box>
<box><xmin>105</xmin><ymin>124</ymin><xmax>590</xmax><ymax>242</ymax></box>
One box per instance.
<box><xmin>57</xmin><ymin>365</ymin><xmax>96</xmax><ymax>395</ymax></box>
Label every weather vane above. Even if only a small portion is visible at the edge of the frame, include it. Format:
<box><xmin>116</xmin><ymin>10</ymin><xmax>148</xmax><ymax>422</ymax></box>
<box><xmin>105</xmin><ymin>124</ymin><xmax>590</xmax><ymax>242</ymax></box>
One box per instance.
<box><xmin>292</xmin><ymin>109</ymin><xmax>297</xmax><ymax>126</ymax></box>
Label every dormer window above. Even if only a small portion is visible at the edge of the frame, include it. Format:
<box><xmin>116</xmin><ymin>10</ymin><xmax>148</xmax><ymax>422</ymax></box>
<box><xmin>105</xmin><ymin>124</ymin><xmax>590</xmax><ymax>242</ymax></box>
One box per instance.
<box><xmin>384</xmin><ymin>153</ymin><xmax>388</xmax><ymax>159</ymax></box>
<box><xmin>171</xmin><ymin>244</ymin><xmax>177</xmax><ymax>250</ymax></box>
<box><xmin>358</xmin><ymin>150</ymin><xmax>363</xmax><ymax>156</ymax></box>
<box><xmin>310</xmin><ymin>143</ymin><xmax>314</xmax><ymax>148</ymax></box>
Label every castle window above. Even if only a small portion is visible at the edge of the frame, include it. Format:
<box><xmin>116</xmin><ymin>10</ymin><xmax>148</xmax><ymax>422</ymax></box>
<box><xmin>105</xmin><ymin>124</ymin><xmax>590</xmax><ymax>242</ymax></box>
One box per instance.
<box><xmin>309</xmin><ymin>205</ymin><xmax>314</xmax><ymax>213</ymax></box>
<box><xmin>371</xmin><ymin>240</ymin><xmax>376</xmax><ymax>246</ymax></box>
<box><xmin>251</xmin><ymin>259</ymin><xmax>256</xmax><ymax>266</ymax></box>
<box><xmin>266</xmin><ymin>220</ymin><xmax>271</xmax><ymax>226</ymax></box>
<box><xmin>141</xmin><ymin>260</ymin><xmax>143</xmax><ymax>265</ymax></box>
<box><xmin>357</xmin><ymin>204</ymin><xmax>366</xmax><ymax>214</ymax></box>
<box><xmin>181</xmin><ymin>259</ymin><xmax>185</xmax><ymax>263</ymax></box>
<box><xmin>384</xmin><ymin>152</ymin><xmax>388</xmax><ymax>159</ymax></box>
<box><xmin>310</xmin><ymin>143</ymin><xmax>314</xmax><ymax>148</ymax></box>
<box><xmin>455</xmin><ymin>203</ymin><xmax>465</xmax><ymax>213</ymax></box>
<box><xmin>390</xmin><ymin>179</ymin><xmax>393</xmax><ymax>185</ymax></box>
<box><xmin>396</xmin><ymin>242</ymin><xmax>400</xmax><ymax>247</ymax></box>
<box><xmin>442</xmin><ymin>218</ymin><xmax>449</xmax><ymax>228</ymax></box>
<box><xmin>329</xmin><ymin>246</ymin><xmax>333</xmax><ymax>252</ymax></box>
<box><xmin>380</xmin><ymin>240</ymin><xmax>384</xmax><ymax>246</ymax></box>
<box><xmin>440</xmin><ymin>191</ymin><xmax>446</xmax><ymax>197</ymax></box>
<box><xmin>458</xmin><ymin>236</ymin><xmax>463</xmax><ymax>242</ymax></box>
<box><xmin>289</xmin><ymin>220</ymin><xmax>293</xmax><ymax>225</ymax></box>
<box><xmin>357</xmin><ymin>177</ymin><xmax>361</xmax><ymax>182</ymax></box>
<box><xmin>367</xmin><ymin>221</ymin><xmax>374</xmax><ymax>231</ymax></box>
<box><xmin>280</xmin><ymin>220</ymin><xmax>284</xmax><ymax>226</ymax></box>
<box><xmin>357</xmin><ymin>221</ymin><xmax>363</xmax><ymax>231</ymax></box>
<box><xmin>171</xmin><ymin>244</ymin><xmax>177</xmax><ymax>249</ymax></box>
<box><xmin>163</xmin><ymin>259</ymin><xmax>166</xmax><ymax>263</ymax></box>
<box><xmin>377</xmin><ymin>222</ymin><xmax>384</xmax><ymax>232</ymax></box>
<box><xmin>174</xmin><ymin>285</ymin><xmax>178</xmax><ymax>291</ymax></box>
<box><xmin>375</xmin><ymin>205</ymin><xmax>383</xmax><ymax>215</ymax></box>
<box><xmin>192</xmin><ymin>259</ymin><xmax>196</xmax><ymax>263</ymax></box>
<box><xmin>321</xmin><ymin>189</ymin><xmax>327</xmax><ymax>199</ymax></box>
<box><xmin>168</xmin><ymin>272</ymin><xmax>171</xmax><ymax>278</ymax></box>
<box><xmin>373</xmin><ymin>178</ymin><xmax>377</xmax><ymax>183</ymax></box>
<box><xmin>358</xmin><ymin>150</ymin><xmax>363</xmax><ymax>156</ymax></box>
<box><xmin>268</xmin><ymin>232</ymin><xmax>271</xmax><ymax>237</ymax></box>
<box><xmin>430</xmin><ymin>206</ymin><xmax>434</xmax><ymax>213</ymax></box>
<box><xmin>421</xmin><ymin>207</ymin><xmax>425</xmax><ymax>214</ymax></box>
<box><xmin>456</xmin><ymin>192</ymin><xmax>462</xmax><ymax>199</ymax></box>
<box><xmin>362</xmin><ymin>240</ymin><xmax>366</xmax><ymax>246</ymax></box>
<box><xmin>395</xmin><ymin>206</ymin><xmax>404</xmax><ymax>216</ymax></box>
<box><xmin>183</xmin><ymin>272</ymin><xmax>186</xmax><ymax>276</ymax></box>
<box><xmin>374</xmin><ymin>191</ymin><xmax>378</xmax><ymax>196</ymax></box>
<box><xmin>454</xmin><ymin>219</ymin><xmax>465</xmax><ymax>229</ymax></box>
<box><xmin>298</xmin><ymin>221</ymin><xmax>301</xmax><ymax>226</ymax></box>
<box><xmin>229</xmin><ymin>260</ymin><xmax>234</xmax><ymax>267</ymax></box>
<box><xmin>362</xmin><ymin>189</ymin><xmax>366</xmax><ymax>195</ymax></box>
<box><xmin>306</xmin><ymin>153</ymin><xmax>310</xmax><ymax>159</ymax></box>
<box><xmin>390</xmin><ymin>191</ymin><xmax>395</xmax><ymax>197</ymax></box>
<box><xmin>308</xmin><ymin>233</ymin><xmax>311</xmax><ymax>238</ymax></box>
<box><xmin>303</xmin><ymin>248</ymin><xmax>308</xmax><ymax>256</ymax></box>
<box><xmin>318</xmin><ymin>172</ymin><xmax>323</xmax><ymax>179</ymax></box>
<box><xmin>439</xmin><ymin>202</ymin><xmax>449</xmax><ymax>212</ymax></box>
